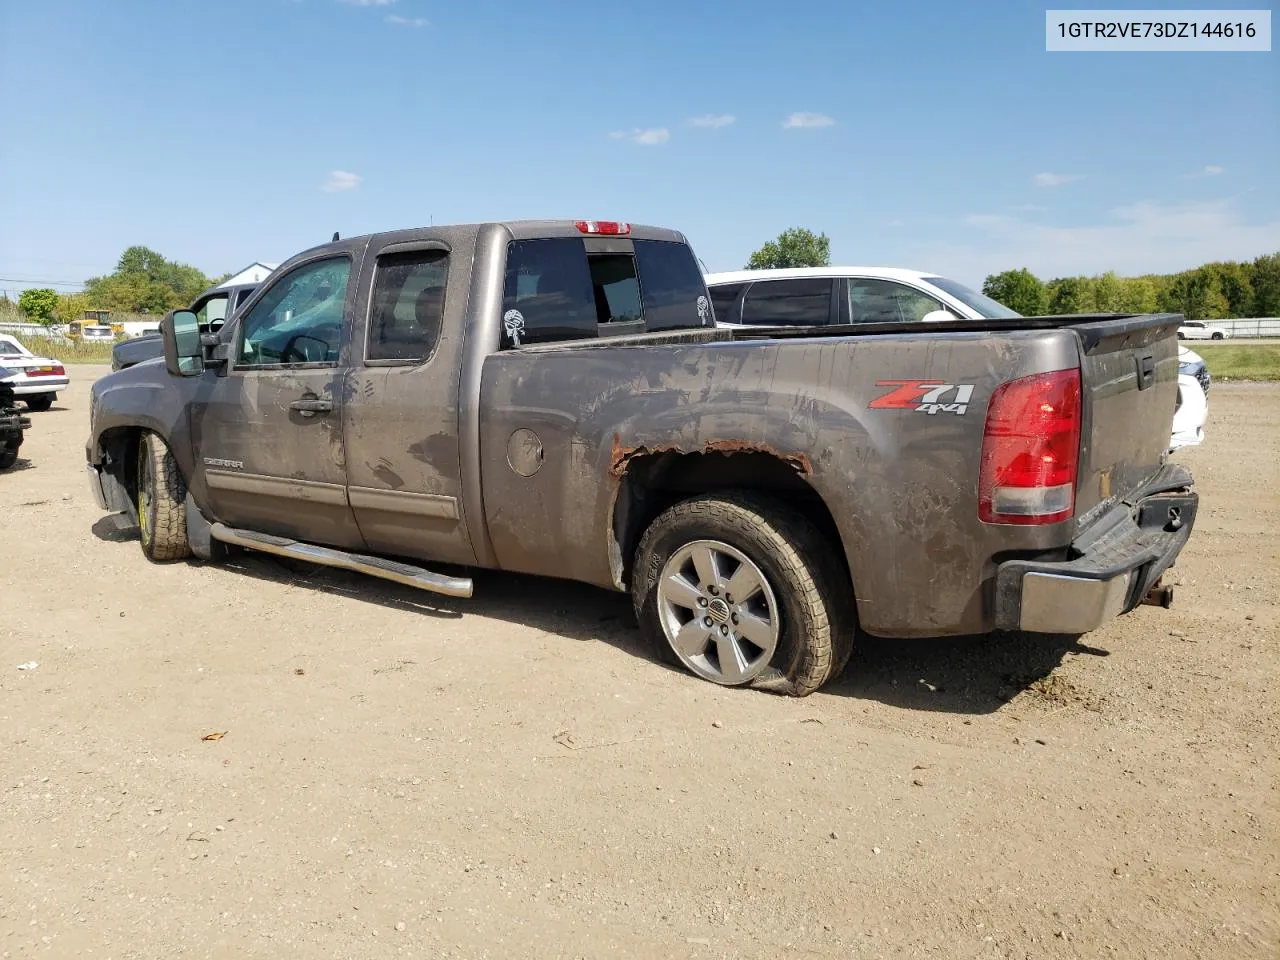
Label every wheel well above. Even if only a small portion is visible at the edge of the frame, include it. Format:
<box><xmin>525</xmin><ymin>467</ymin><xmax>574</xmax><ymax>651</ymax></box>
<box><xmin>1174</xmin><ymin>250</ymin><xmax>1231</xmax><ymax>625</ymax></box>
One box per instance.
<box><xmin>610</xmin><ymin>450</ymin><xmax>848</xmax><ymax>589</ymax></box>
<box><xmin>97</xmin><ymin>426</ymin><xmax>143</xmax><ymax>511</ymax></box>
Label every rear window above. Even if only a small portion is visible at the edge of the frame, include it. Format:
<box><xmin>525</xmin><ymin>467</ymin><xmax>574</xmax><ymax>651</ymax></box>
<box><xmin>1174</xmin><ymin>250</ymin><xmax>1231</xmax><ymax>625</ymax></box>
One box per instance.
<box><xmin>501</xmin><ymin>237</ymin><xmax>712</xmax><ymax>347</ymax></box>
<box><xmin>633</xmin><ymin>240</ymin><xmax>713</xmax><ymax>331</ymax></box>
<box><xmin>502</xmin><ymin>239</ymin><xmax>599</xmax><ymax>347</ymax></box>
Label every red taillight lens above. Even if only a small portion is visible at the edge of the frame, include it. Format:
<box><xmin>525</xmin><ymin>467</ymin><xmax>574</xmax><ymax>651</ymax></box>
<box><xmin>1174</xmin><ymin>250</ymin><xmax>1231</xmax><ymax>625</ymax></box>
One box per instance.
<box><xmin>978</xmin><ymin>368</ymin><xmax>1082</xmax><ymax>525</ymax></box>
<box><xmin>29</xmin><ymin>365</ymin><xmax>65</xmax><ymax>377</ymax></box>
<box><xmin>574</xmin><ymin>220</ymin><xmax>631</xmax><ymax>235</ymax></box>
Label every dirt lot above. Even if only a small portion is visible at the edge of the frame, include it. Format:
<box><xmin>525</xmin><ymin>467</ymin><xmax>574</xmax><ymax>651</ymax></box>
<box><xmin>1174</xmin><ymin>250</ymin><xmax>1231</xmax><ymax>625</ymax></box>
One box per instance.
<box><xmin>2</xmin><ymin>368</ymin><xmax>1276</xmax><ymax>959</ymax></box>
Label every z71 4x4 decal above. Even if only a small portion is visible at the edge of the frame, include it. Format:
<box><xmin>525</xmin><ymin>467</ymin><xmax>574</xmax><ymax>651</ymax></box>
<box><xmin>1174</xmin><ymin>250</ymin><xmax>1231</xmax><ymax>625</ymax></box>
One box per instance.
<box><xmin>869</xmin><ymin>379</ymin><xmax>976</xmax><ymax>416</ymax></box>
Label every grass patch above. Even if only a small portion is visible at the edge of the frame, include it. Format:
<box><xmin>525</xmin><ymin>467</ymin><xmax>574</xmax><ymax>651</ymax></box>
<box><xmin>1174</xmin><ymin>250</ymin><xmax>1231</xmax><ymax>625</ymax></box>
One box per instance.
<box><xmin>11</xmin><ymin>335</ymin><xmax>115</xmax><ymax>364</ymax></box>
<box><xmin>1194</xmin><ymin>342</ymin><xmax>1280</xmax><ymax>382</ymax></box>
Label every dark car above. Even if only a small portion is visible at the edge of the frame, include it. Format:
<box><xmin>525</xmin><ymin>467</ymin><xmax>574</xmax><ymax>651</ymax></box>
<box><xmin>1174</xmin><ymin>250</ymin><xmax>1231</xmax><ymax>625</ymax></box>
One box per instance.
<box><xmin>0</xmin><ymin>366</ymin><xmax>32</xmax><ymax>470</ymax></box>
<box><xmin>111</xmin><ymin>282</ymin><xmax>260</xmax><ymax>371</ymax></box>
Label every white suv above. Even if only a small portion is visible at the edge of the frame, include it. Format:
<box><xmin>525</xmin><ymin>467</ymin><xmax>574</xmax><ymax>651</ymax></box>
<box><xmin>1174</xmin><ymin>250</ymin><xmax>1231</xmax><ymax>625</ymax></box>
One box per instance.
<box><xmin>703</xmin><ymin>266</ymin><xmax>1021</xmax><ymax>328</ymax></box>
<box><xmin>1177</xmin><ymin>320</ymin><xmax>1230</xmax><ymax>341</ymax></box>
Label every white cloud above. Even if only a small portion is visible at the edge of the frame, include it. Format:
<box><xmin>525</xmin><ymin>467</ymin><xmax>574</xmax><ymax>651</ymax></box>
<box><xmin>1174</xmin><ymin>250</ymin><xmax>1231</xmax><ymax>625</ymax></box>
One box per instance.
<box><xmin>1203</xmin><ymin>165</ymin><xmax>1225</xmax><ymax>176</ymax></box>
<box><xmin>915</xmin><ymin>197</ymin><xmax>1280</xmax><ymax>285</ymax></box>
<box><xmin>885</xmin><ymin>219</ymin><xmax>905</xmax><ymax>228</ymax></box>
<box><xmin>783</xmin><ymin>112</ymin><xmax>834</xmax><ymax>129</ymax></box>
<box><xmin>1033</xmin><ymin>172</ymin><xmax>1082</xmax><ymax>188</ymax></box>
<box><xmin>386</xmin><ymin>13</ymin><xmax>427</xmax><ymax>25</ymax></box>
<box><xmin>688</xmin><ymin>114</ymin><xmax>735</xmax><ymax>129</ymax></box>
<box><xmin>322</xmin><ymin>170</ymin><xmax>362</xmax><ymax>192</ymax></box>
<box><xmin>610</xmin><ymin>127</ymin><xmax>670</xmax><ymax>146</ymax></box>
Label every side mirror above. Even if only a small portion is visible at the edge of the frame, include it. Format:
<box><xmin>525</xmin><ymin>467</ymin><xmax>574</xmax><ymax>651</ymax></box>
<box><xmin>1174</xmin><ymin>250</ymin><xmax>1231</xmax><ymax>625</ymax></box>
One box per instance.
<box><xmin>920</xmin><ymin>309</ymin><xmax>958</xmax><ymax>323</ymax></box>
<box><xmin>161</xmin><ymin>309</ymin><xmax>203</xmax><ymax>377</ymax></box>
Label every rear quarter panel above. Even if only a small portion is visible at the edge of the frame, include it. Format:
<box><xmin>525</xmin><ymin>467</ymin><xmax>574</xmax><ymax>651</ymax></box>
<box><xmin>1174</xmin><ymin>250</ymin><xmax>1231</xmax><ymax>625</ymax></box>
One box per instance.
<box><xmin>478</xmin><ymin>328</ymin><xmax>1085</xmax><ymax>638</ymax></box>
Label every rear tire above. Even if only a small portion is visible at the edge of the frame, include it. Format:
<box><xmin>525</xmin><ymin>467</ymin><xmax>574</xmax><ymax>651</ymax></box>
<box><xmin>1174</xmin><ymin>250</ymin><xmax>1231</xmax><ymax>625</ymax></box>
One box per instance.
<box><xmin>0</xmin><ymin>443</ymin><xmax>17</xmax><ymax>470</ymax></box>
<box><xmin>631</xmin><ymin>491</ymin><xmax>854</xmax><ymax>697</ymax></box>
<box><xmin>136</xmin><ymin>432</ymin><xmax>191</xmax><ymax>562</ymax></box>
<box><xmin>25</xmin><ymin>394</ymin><xmax>53</xmax><ymax>412</ymax></box>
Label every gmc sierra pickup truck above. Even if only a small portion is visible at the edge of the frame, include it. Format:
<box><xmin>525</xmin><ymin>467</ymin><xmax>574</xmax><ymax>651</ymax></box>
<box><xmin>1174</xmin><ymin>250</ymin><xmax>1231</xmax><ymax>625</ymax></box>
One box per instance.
<box><xmin>85</xmin><ymin>219</ymin><xmax>1198</xmax><ymax>696</ymax></box>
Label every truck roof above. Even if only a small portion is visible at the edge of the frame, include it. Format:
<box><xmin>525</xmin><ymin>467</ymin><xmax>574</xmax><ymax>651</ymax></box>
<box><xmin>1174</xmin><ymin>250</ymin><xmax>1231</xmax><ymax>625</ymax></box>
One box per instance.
<box><xmin>290</xmin><ymin>220</ymin><xmax>691</xmax><ymax>262</ymax></box>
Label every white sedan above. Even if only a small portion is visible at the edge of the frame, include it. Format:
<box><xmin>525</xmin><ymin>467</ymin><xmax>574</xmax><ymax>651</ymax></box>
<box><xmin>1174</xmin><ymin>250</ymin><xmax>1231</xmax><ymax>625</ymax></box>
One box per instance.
<box><xmin>1177</xmin><ymin>320</ymin><xmax>1230</xmax><ymax>341</ymax></box>
<box><xmin>0</xmin><ymin>334</ymin><xmax>70</xmax><ymax>412</ymax></box>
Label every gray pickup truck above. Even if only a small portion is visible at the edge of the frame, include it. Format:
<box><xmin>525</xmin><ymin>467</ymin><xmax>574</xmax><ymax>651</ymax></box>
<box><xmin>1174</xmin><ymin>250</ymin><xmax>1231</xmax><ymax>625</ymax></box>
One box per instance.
<box><xmin>85</xmin><ymin>219</ymin><xmax>1197</xmax><ymax>696</ymax></box>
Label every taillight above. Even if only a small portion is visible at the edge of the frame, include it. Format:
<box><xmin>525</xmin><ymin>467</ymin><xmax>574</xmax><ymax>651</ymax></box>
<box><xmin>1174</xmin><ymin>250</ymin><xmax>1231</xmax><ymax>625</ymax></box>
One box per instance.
<box><xmin>978</xmin><ymin>368</ymin><xmax>1082</xmax><ymax>525</ymax></box>
<box><xmin>575</xmin><ymin>220</ymin><xmax>631</xmax><ymax>235</ymax></box>
<box><xmin>28</xmin><ymin>365</ymin><xmax>65</xmax><ymax>377</ymax></box>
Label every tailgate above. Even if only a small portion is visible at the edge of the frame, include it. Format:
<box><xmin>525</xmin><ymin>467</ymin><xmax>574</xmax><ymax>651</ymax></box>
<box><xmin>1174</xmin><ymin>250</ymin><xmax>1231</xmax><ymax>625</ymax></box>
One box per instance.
<box><xmin>1071</xmin><ymin>313</ymin><xmax>1183</xmax><ymax>522</ymax></box>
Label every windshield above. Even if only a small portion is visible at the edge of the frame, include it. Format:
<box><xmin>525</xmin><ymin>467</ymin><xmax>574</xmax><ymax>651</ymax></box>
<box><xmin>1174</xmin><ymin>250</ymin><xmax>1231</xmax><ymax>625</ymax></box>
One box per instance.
<box><xmin>923</xmin><ymin>276</ymin><xmax>1023</xmax><ymax>319</ymax></box>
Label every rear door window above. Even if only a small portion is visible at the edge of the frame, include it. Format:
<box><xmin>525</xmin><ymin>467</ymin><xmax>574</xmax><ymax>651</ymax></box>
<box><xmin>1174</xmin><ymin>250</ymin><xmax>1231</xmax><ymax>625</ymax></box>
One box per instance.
<box><xmin>740</xmin><ymin>278</ymin><xmax>833</xmax><ymax>326</ymax></box>
<box><xmin>366</xmin><ymin>249</ymin><xmax>449</xmax><ymax>362</ymax></box>
<box><xmin>633</xmin><ymin>240</ymin><xmax>714</xmax><ymax>330</ymax></box>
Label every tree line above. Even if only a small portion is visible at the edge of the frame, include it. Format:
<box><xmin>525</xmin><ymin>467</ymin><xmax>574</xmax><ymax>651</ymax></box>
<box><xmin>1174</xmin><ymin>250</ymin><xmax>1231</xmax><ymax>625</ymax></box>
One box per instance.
<box><xmin>744</xmin><ymin>229</ymin><xmax>1279</xmax><ymax>321</ymax></box>
<box><xmin>981</xmin><ymin>254</ymin><xmax>1280</xmax><ymax>320</ymax></box>
<box><xmin>8</xmin><ymin>246</ymin><xmax>226</xmax><ymax>326</ymax></box>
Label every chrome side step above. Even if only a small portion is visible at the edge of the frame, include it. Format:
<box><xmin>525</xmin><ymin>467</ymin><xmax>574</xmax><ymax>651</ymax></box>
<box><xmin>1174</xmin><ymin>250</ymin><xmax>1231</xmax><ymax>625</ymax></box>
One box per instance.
<box><xmin>209</xmin><ymin>522</ymin><xmax>474</xmax><ymax>599</ymax></box>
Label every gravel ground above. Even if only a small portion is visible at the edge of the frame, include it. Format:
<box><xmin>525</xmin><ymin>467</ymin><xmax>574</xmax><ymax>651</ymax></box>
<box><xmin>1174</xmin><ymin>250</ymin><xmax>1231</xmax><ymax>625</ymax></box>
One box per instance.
<box><xmin>1</xmin><ymin>367</ymin><xmax>1276</xmax><ymax>959</ymax></box>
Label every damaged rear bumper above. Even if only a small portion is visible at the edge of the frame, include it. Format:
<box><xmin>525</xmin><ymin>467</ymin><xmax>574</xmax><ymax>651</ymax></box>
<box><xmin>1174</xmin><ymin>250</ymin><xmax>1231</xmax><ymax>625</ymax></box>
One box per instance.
<box><xmin>994</xmin><ymin>463</ymin><xmax>1197</xmax><ymax>634</ymax></box>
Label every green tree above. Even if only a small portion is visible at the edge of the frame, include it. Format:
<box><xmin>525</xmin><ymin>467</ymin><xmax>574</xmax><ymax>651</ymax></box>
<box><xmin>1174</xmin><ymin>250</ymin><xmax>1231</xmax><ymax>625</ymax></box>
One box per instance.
<box><xmin>1200</xmin><ymin>261</ymin><xmax>1253</xmax><ymax>317</ymax></box>
<box><xmin>981</xmin><ymin>268</ymin><xmax>1047</xmax><ymax>315</ymax></box>
<box><xmin>83</xmin><ymin>246</ymin><xmax>215</xmax><ymax>314</ymax></box>
<box><xmin>1118</xmin><ymin>276</ymin><xmax>1159</xmax><ymax>313</ymax></box>
<box><xmin>54</xmin><ymin>292</ymin><xmax>93</xmax><ymax>327</ymax></box>
<box><xmin>1092</xmin><ymin>271</ymin><xmax>1125</xmax><ymax>312</ymax></box>
<box><xmin>1046</xmin><ymin>276</ymin><xmax>1092</xmax><ymax>314</ymax></box>
<box><xmin>745</xmin><ymin>227</ymin><xmax>831</xmax><ymax>269</ymax></box>
<box><xmin>18</xmin><ymin>288</ymin><xmax>59</xmax><ymax>324</ymax></box>
<box><xmin>1164</xmin><ymin>269</ymin><xmax>1230</xmax><ymax>321</ymax></box>
<box><xmin>1250</xmin><ymin>253</ymin><xmax>1280</xmax><ymax>317</ymax></box>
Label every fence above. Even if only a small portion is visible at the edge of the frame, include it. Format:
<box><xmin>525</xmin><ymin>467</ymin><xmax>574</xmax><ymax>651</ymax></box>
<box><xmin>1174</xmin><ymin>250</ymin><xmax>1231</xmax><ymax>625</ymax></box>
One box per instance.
<box><xmin>1211</xmin><ymin>318</ymin><xmax>1280</xmax><ymax>338</ymax></box>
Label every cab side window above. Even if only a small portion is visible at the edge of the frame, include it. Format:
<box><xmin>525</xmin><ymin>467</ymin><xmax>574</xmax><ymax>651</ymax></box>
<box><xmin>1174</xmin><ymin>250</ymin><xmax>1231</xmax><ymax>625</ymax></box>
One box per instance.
<box><xmin>848</xmin><ymin>279</ymin><xmax>944</xmax><ymax>324</ymax></box>
<box><xmin>367</xmin><ymin>250</ymin><xmax>449</xmax><ymax>363</ymax></box>
<box><xmin>237</xmin><ymin>257</ymin><xmax>351</xmax><ymax>367</ymax></box>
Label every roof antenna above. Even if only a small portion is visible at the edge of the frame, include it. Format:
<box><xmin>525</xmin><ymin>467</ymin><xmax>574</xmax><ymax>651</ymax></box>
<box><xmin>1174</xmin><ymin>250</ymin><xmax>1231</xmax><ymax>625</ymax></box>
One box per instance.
<box><xmin>332</xmin><ymin>231</ymin><xmax>340</xmax><ymax>242</ymax></box>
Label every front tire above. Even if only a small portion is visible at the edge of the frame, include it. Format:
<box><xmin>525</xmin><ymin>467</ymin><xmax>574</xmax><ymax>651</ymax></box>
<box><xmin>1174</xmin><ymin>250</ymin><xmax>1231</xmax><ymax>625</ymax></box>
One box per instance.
<box><xmin>1211</xmin><ymin>332</ymin><xmax>1224</xmax><ymax>340</ymax></box>
<box><xmin>136</xmin><ymin>432</ymin><xmax>191</xmax><ymax>562</ymax></box>
<box><xmin>631</xmin><ymin>492</ymin><xmax>853</xmax><ymax>697</ymax></box>
<box><xmin>25</xmin><ymin>394</ymin><xmax>53</xmax><ymax>412</ymax></box>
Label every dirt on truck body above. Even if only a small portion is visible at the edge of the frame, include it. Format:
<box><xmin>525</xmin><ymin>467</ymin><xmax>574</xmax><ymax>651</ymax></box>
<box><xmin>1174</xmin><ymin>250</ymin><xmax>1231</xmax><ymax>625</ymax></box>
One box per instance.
<box><xmin>85</xmin><ymin>219</ymin><xmax>1198</xmax><ymax>696</ymax></box>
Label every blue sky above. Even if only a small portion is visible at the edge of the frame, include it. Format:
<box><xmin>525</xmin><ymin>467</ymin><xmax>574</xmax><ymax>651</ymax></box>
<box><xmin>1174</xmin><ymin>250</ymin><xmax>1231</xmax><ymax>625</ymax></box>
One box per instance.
<box><xmin>1</xmin><ymin>0</ymin><xmax>1276</xmax><ymax>296</ymax></box>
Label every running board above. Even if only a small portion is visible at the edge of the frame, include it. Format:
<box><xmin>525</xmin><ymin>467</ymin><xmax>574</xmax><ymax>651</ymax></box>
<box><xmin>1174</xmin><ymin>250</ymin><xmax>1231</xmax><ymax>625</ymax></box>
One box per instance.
<box><xmin>208</xmin><ymin>523</ymin><xmax>473</xmax><ymax>599</ymax></box>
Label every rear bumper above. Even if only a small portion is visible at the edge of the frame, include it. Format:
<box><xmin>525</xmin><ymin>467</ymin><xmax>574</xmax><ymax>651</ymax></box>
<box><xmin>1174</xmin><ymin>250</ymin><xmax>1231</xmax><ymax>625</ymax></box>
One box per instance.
<box><xmin>10</xmin><ymin>378</ymin><xmax>69</xmax><ymax>394</ymax></box>
<box><xmin>994</xmin><ymin>463</ymin><xmax>1197</xmax><ymax>634</ymax></box>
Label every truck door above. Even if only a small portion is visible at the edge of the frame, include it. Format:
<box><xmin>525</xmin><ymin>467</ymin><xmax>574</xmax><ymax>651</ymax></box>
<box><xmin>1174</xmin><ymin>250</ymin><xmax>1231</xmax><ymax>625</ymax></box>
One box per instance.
<box><xmin>190</xmin><ymin>252</ymin><xmax>365</xmax><ymax>549</ymax></box>
<box><xmin>340</xmin><ymin>240</ymin><xmax>477</xmax><ymax>566</ymax></box>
